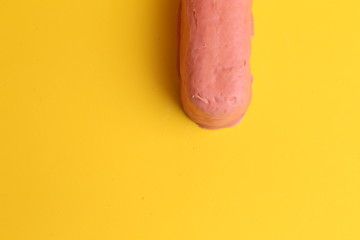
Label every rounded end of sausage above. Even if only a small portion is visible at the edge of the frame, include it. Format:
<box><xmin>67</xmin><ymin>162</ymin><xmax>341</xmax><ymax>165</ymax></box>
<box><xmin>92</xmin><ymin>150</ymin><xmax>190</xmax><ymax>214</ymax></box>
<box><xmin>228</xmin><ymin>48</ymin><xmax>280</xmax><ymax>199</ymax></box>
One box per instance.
<box><xmin>180</xmin><ymin>83</ymin><xmax>252</xmax><ymax>130</ymax></box>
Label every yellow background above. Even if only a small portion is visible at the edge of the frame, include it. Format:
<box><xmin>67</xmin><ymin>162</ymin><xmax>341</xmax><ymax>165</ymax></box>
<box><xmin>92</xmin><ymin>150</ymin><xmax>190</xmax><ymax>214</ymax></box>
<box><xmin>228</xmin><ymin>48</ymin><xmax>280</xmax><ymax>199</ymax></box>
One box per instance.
<box><xmin>1</xmin><ymin>0</ymin><xmax>359</xmax><ymax>239</ymax></box>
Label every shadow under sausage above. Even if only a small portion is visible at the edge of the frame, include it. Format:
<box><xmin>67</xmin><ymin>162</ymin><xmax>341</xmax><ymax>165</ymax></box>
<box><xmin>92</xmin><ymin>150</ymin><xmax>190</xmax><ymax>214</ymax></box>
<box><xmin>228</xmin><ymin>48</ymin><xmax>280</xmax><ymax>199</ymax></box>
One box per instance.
<box><xmin>153</xmin><ymin>0</ymin><xmax>182</xmax><ymax>112</ymax></box>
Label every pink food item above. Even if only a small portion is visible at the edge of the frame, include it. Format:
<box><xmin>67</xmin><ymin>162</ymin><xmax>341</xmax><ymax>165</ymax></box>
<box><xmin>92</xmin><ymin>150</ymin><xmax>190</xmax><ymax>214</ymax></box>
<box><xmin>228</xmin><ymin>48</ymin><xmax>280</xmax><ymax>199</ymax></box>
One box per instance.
<box><xmin>180</xmin><ymin>0</ymin><xmax>253</xmax><ymax>129</ymax></box>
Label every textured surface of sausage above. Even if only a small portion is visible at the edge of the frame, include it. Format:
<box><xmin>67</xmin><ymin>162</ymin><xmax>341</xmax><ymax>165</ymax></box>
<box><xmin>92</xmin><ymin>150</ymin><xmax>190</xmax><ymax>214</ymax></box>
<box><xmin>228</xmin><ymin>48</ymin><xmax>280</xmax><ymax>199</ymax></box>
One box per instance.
<box><xmin>180</xmin><ymin>0</ymin><xmax>253</xmax><ymax>129</ymax></box>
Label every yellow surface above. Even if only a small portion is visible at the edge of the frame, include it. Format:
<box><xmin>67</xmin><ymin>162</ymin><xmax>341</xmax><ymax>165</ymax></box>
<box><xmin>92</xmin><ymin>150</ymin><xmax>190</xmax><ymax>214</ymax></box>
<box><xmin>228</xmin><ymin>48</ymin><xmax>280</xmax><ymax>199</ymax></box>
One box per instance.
<box><xmin>0</xmin><ymin>0</ymin><xmax>359</xmax><ymax>239</ymax></box>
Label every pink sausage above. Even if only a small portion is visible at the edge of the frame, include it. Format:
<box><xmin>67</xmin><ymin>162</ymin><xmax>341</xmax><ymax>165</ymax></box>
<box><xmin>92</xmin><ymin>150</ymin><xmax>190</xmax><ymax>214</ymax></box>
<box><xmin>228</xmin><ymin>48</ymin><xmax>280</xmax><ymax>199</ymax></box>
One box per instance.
<box><xmin>180</xmin><ymin>0</ymin><xmax>253</xmax><ymax>129</ymax></box>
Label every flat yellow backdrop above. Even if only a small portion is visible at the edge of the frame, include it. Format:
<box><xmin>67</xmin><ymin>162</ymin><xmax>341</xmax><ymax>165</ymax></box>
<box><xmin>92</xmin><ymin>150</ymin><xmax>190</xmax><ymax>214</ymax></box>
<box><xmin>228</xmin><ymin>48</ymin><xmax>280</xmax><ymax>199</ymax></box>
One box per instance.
<box><xmin>1</xmin><ymin>0</ymin><xmax>359</xmax><ymax>239</ymax></box>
